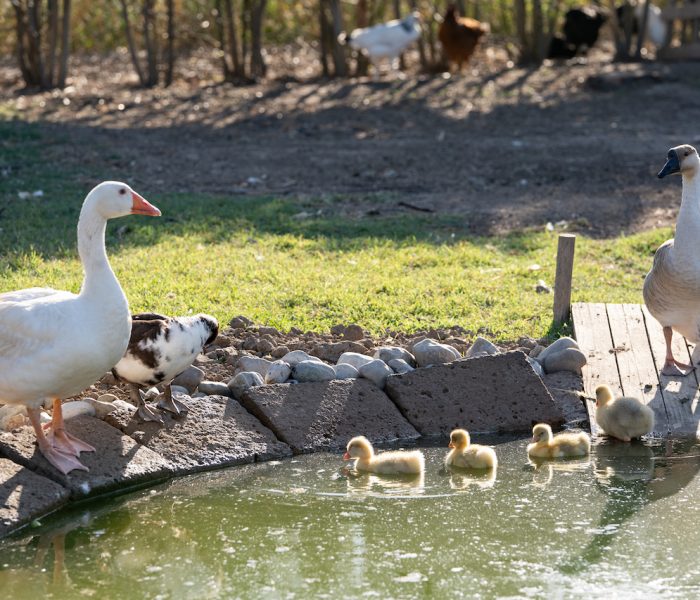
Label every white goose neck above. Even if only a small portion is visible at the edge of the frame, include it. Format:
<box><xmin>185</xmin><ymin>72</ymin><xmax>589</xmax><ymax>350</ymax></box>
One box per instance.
<box><xmin>673</xmin><ymin>171</ymin><xmax>700</xmax><ymax>266</ymax></box>
<box><xmin>77</xmin><ymin>202</ymin><xmax>123</xmax><ymax>300</ymax></box>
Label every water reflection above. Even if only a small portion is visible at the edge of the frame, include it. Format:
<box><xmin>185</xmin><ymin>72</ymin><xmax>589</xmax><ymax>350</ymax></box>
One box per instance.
<box><xmin>560</xmin><ymin>438</ymin><xmax>700</xmax><ymax>574</ymax></box>
<box><xmin>527</xmin><ymin>456</ymin><xmax>591</xmax><ymax>488</ymax></box>
<box><xmin>342</xmin><ymin>467</ymin><xmax>425</xmax><ymax>496</ymax></box>
<box><xmin>446</xmin><ymin>466</ymin><xmax>497</xmax><ymax>490</ymax></box>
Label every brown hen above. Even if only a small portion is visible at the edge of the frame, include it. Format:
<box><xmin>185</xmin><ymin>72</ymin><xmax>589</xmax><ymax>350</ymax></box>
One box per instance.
<box><xmin>438</xmin><ymin>4</ymin><xmax>489</xmax><ymax>71</ymax></box>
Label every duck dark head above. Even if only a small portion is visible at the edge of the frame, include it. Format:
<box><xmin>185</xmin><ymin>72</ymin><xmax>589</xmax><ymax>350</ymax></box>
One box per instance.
<box><xmin>658</xmin><ymin>145</ymin><xmax>699</xmax><ymax>178</ymax></box>
<box><xmin>198</xmin><ymin>314</ymin><xmax>219</xmax><ymax>346</ymax></box>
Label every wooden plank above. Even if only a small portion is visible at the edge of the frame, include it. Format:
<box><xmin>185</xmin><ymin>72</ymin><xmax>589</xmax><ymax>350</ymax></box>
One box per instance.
<box><xmin>605</xmin><ymin>304</ymin><xmax>669</xmax><ymax>436</ymax></box>
<box><xmin>571</xmin><ymin>302</ymin><xmax>622</xmax><ymax>435</ymax></box>
<box><xmin>658</xmin><ymin>43</ymin><xmax>700</xmax><ymax>61</ymax></box>
<box><xmin>641</xmin><ymin>305</ymin><xmax>700</xmax><ymax>437</ymax></box>
<box><xmin>553</xmin><ymin>234</ymin><xmax>576</xmax><ymax>325</ymax></box>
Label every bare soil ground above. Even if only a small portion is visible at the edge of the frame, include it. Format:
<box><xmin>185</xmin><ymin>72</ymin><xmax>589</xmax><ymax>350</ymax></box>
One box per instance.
<box><xmin>3</xmin><ymin>43</ymin><xmax>700</xmax><ymax>237</ymax></box>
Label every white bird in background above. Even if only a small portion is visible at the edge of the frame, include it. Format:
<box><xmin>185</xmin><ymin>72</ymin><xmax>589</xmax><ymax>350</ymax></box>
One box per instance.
<box><xmin>340</xmin><ymin>12</ymin><xmax>421</xmax><ymax>76</ymax></box>
<box><xmin>0</xmin><ymin>182</ymin><xmax>161</xmax><ymax>474</ymax></box>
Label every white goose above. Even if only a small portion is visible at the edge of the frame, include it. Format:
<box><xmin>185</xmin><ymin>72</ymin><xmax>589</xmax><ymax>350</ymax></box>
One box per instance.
<box><xmin>0</xmin><ymin>181</ymin><xmax>160</xmax><ymax>474</ymax></box>
<box><xmin>644</xmin><ymin>145</ymin><xmax>700</xmax><ymax>376</ymax></box>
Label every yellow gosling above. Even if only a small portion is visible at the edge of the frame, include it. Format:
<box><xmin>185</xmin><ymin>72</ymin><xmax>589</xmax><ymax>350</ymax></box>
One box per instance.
<box><xmin>343</xmin><ymin>436</ymin><xmax>424</xmax><ymax>475</ymax></box>
<box><xmin>445</xmin><ymin>429</ymin><xmax>498</xmax><ymax>470</ymax></box>
<box><xmin>595</xmin><ymin>384</ymin><xmax>654</xmax><ymax>442</ymax></box>
<box><xmin>527</xmin><ymin>423</ymin><xmax>590</xmax><ymax>459</ymax></box>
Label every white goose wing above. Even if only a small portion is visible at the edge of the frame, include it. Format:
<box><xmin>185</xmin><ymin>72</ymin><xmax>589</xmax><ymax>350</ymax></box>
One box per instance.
<box><xmin>0</xmin><ymin>289</ymin><xmax>78</xmax><ymax>359</ymax></box>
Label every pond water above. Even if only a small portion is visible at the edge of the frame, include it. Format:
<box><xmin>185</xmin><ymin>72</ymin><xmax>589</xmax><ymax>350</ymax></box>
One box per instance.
<box><xmin>2</xmin><ymin>435</ymin><xmax>700</xmax><ymax>599</ymax></box>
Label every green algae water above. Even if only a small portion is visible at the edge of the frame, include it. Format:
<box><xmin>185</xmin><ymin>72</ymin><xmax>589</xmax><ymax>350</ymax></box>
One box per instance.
<box><xmin>2</xmin><ymin>436</ymin><xmax>700</xmax><ymax>599</ymax></box>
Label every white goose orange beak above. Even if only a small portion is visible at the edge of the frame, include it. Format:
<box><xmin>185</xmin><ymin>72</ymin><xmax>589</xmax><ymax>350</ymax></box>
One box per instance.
<box><xmin>131</xmin><ymin>191</ymin><xmax>161</xmax><ymax>216</ymax></box>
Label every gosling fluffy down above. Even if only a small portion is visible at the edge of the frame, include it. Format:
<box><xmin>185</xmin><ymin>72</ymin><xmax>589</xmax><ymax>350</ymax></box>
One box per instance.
<box><xmin>595</xmin><ymin>384</ymin><xmax>654</xmax><ymax>442</ymax></box>
<box><xmin>527</xmin><ymin>423</ymin><xmax>590</xmax><ymax>459</ymax></box>
<box><xmin>445</xmin><ymin>429</ymin><xmax>497</xmax><ymax>470</ymax></box>
<box><xmin>343</xmin><ymin>436</ymin><xmax>424</xmax><ymax>475</ymax></box>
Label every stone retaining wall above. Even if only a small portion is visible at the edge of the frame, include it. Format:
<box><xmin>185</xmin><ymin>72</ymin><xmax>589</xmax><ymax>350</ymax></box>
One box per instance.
<box><xmin>0</xmin><ymin>351</ymin><xmax>584</xmax><ymax>540</ymax></box>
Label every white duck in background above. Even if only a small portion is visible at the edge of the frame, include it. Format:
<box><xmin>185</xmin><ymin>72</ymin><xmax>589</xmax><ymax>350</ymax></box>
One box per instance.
<box><xmin>340</xmin><ymin>12</ymin><xmax>421</xmax><ymax>75</ymax></box>
<box><xmin>0</xmin><ymin>182</ymin><xmax>161</xmax><ymax>474</ymax></box>
<box><xmin>112</xmin><ymin>312</ymin><xmax>219</xmax><ymax>422</ymax></box>
<box><xmin>644</xmin><ymin>145</ymin><xmax>700</xmax><ymax>376</ymax></box>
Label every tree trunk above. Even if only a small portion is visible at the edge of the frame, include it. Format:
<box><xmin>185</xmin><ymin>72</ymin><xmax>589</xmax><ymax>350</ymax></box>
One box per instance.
<box><xmin>392</xmin><ymin>0</ymin><xmax>406</xmax><ymax>71</ymax></box>
<box><xmin>12</xmin><ymin>2</ymin><xmax>34</xmax><ymax>85</ymax></box>
<box><xmin>164</xmin><ymin>0</ymin><xmax>175</xmax><ymax>86</ymax></box>
<box><xmin>27</xmin><ymin>0</ymin><xmax>46</xmax><ymax>87</ymax></box>
<box><xmin>249</xmin><ymin>0</ymin><xmax>267</xmax><ymax>78</ymax></box>
<box><xmin>514</xmin><ymin>0</ymin><xmax>530</xmax><ymax>63</ymax></box>
<box><xmin>355</xmin><ymin>0</ymin><xmax>369</xmax><ymax>76</ymax></box>
<box><xmin>319</xmin><ymin>0</ymin><xmax>331</xmax><ymax>77</ymax></box>
<box><xmin>531</xmin><ymin>0</ymin><xmax>545</xmax><ymax>62</ymax></box>
<box><xmin>409</xmin><ymin>0</ymin><xmax>428</xmax><ymax>70</ymax></box>
<box><xmin>46</xmin><ymin>0</ymin><xmax>58</xmax><ymax>86</ymax></box>
<box><xmin>142</xmin><ymin>0</ymin><xmax>158</xmax><ymax>86</ymax></box>
<box><xmin>213</xmin><ymin>0</ymin><xmax>231</xmax><ymax>78</ymax></box>
<box><xmin>222</xmin><ymin>0</ymin><xmax>244</xmax><ymax>78</ymax></box>
<box><xmin>329</xmin><ymin>0</ymin><xmax>347</xmax><ymax>77</ymax></box>
<box><xmin>635</xmin><ymin>0</ymin><xmax>651</xmax><ymax>58</ymax></box>
<box><xmin>119</xmin><ymin>0</ymin><xmax>147</xmax><ymax>86</ymax></box>
<box><xmin>57</xmin><ymin>0</ymin><xmax>71</xmax><ymax>87</ymax></box>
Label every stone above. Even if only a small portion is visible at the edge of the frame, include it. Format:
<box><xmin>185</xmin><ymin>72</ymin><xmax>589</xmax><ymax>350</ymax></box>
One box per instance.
<box><xmin>213</xmin><ymin>334</ymin><xmax>232</xmax><ymax>347</ymax></box>
<box><xmin>172</xmin><ymin>366</ymin><xmax>205</xmax><ymax>394</ymax></box>
<box><xmin>0</xmin><ymin>406</ymin><xmax>28</xmax><ymax>432</ymax></box>
<box><xmin>100</xmin><ymin>372</ymin><xmax>118</xmax><ymax>386</ymax></box>
<box><xmin>97</xmin><ymin>393</ymin><xmax>119</xmax><ymax>404</ymax></box>
<box><xmin>62</xmin><ymin>400</ymin><xmax>96</xmax><ymax>420</ymax></box>
<box><xmin>343</xmin><ymin>324</ymin><xmax>365</xmax><ymax>341</ymax></box>
<box><xmin>265</xmin><ymin>361</ymin><xmax>292</xmax><ymax>384</ymax></box>
<box><xmin>535</xmin><ymin>279</ymin><xmax>551</xmax><ymax>293</ymax></box>
<box><xmin>333</xmin><ymin>363</ymin><xmax>359</xmax><ymax>379</ymax></box>
<box><xmin>358</xmin><ymin>359</ymin><xmax>394</xmax><ymax>389</ymax></box>
<box><xmin>529</xmin><ymin>344</ymin><xmax>545</xmax><ymax>359</ymax></box>
<box><xmin>258</xmin><ymin>326</ymin><xmax>280</xmax><ymax>336</ymax></box>
<box><xmin>229</xmin><ymin>315</ymin><xmax>253</xmax><ymax>329</ymax></box>
<box><xmin>240</xmin><ymin>378</ymin><xmax>419</xmax><ymax>454</ymax></box>
<box><xmin>0</xmin><ymin>416</ymin><xmax>172</xmax><ymax>499</ymax></box>
<box><xmin>543</xmin><ymin>347</ymin><xmax>587</xmax><ymax>375</ymax></box>
<box><xmin>517</xmin><ymin>336</ymin><xmax>538</xmax><ymax>350</ymax></box>
<box><xmin>384</xmin><ymin>351</ymin><xmax>564</xmax><ymax>436</ymax></box>
<box><xmin>373</xmin><ymin>346</ymin><xmax>416</xmax><ymax>366</ymax></box>
<box><xmin>170</xmin><ymin>385</ymin><xmax>190</xmax><ymax>396</ymax></box>
<box><xmin>256</xmin><ymin>339</ymin><xmax>275</xmax><ymax>354</ymax></box>
<box><xmin>228</xmin><ymin>372</ymin><xmax>265</xmax><ymax>400</ymax></box>
<box><xmin>104</xmin><ymin>396</ymin><xmax>291</xmax><ymax>475</ymax></box>
<box><xmin>535</xmin><ymin>337</ymin><xmax>579</xmax><ymax>365</ymax></box>
<box><xmin>337</xmin><ymin>352</ymin><xmax>374</xmax><ymax>370</ymax></box>
<box><xmin>198</xmin><ymin>381</ymin><xmax>232</xmax><ymax>397</ymax></box>
<box><xmin>293</xmin><ymin>360</ymin><xmax>336</xmax><ymax>383</ymax></box>
<box><xmin>388</xmin><ymin>358</ymin><xmax>414</xmax><ymax>374</ymax></box>
<box><xmin>84</xmin><ymin>398</ymin><xmax>118</xmax><ymax>419</ymax></box>
<box><xmin>466</xmin><ymin>336</ymin><xmax>501</xmax><ymax>359</ymax></box>
<box><xmin>242</xmin><ymin>336</ymin><xmax>260</xmax><ymax>351</ymax></box>
<box><xmin>330</xmin><ymin>324</ymin><xmax>345</xmax><ymax>336</ymax></box>
<box><xmin>310</xmin><ymin>341</ymin><xmax>368</xmax><ymax>363</ymax></box>
<box><xmin>412</xmin><ymin>338</ymin><xmax>461</xmax><ymax>367</ymax></box>
<box><xmin>237</xmin><ymin>355</ymin><xmax>272</xmax><ymax>377</ymax></box>
<box><xmin>271</xmin><ymin>346</ymin><xmax>289</xmax><ymax>359</ymax></box>
<box><xmin>282</xmin><ymin>350</ymin><xmax>320</xmax><ymax>366</ymax></box>
<box><xmin>113</xmin><ymin>399</ymin><xmax>135</xmax><ymax>413</ymax></box>
<box><xmin>541</xmin><ymin>371</ymin><xmax>588</xmax><ymax>427</ymax></box>
<box><xmin>0</xmin><ymin>458</ymin><xmax>69</xmax><ymax>538</ymax></box>
<box><xmin>527</xmin><ymin>356</ymin><xmax>545</xmax><ymax>378</ymax></box>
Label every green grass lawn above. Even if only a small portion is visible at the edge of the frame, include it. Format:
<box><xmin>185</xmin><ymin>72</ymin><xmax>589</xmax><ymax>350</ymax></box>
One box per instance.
<box><xmin>0</xmin><ymin>118</ymin><xmax>667</xmax><ymax>341</ymax></box>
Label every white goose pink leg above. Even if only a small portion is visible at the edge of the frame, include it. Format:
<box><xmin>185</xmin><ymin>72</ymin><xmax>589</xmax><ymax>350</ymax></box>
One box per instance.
<box><xmin>661</xmin><ymin>326</ymin><xmax>694</xmax><ymax>376</ymax></box>
<box><xmin>45</xmin><ymin>398</ymin><xmax>95</xmax><ymax>456</ymax></box>
<box><xmin>27</xmin><ymin>406</ymin><xmax>88</xmax><ymax>475</ymax></box>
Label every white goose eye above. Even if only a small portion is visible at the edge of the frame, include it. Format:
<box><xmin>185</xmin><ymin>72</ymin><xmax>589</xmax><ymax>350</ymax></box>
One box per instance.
<box><xmin>119</xmin><ymin>188</ymin><xmax>127</xmax><ymax>195</ymax></box>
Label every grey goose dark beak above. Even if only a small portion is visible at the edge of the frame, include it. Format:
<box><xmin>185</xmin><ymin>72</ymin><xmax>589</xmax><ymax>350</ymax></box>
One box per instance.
<box><xmin>658</xmin><ymin>150</ymin><xmax>681</xmax><ymax>178</ymax></box>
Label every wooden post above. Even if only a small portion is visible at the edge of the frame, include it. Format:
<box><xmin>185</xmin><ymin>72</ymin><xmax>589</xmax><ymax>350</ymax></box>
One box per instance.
<box><xmin>553</xmin><ymin>233</ymin><xmax>576</xmax><ymax>326</ymax></box>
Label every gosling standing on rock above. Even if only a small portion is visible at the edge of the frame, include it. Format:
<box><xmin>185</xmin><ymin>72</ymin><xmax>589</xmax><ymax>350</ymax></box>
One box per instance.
<box><xmin>445</xmin><ymin>429</ymin><xmax>497</xmax><ymax>470</ymax></box>
<box><xmin>343</xmin><ymin>436</ymin><xmax>424</xmax><ymax>475</ymax></box>
<box><xmin>527</xmin><ymin>423</ymin><xmax>590</xmax><ymax>459</ymax></box>
<box><xmin>112</xmin><ymin>313</ymin><xmax>219</xmax><ymax>422</ymax></box>
<box><xmin>644</xmin><ymin>145</ymin><xmax>700</xmax><ymax>376</ymax></box>
<box><xmin>594</xmin><ymin>384</ymin><xmax>654</xmax><ymax>441</ymax></box>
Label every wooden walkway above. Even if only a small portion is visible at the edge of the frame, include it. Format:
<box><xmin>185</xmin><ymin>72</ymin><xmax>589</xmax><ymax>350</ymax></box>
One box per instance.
<box><xmin>572</xmin><ymin>303</ymin><xmax>700</xmax><ymax>438</ymax></box>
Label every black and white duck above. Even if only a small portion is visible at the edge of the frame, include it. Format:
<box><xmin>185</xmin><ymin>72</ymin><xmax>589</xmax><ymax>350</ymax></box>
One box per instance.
<box><xmin>112</xmin><ymin>312</ymin><xmax>219</xmax><ymax>422</ymax></box>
